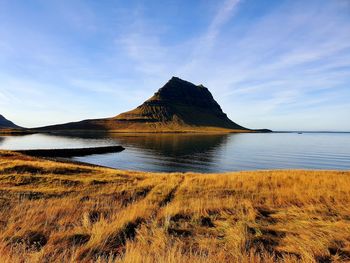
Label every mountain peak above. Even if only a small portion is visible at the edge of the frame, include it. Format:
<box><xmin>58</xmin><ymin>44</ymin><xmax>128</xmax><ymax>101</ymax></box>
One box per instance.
<box><xmin>166</xmin><ymin>76</ymin><xmax>206</xmax><ymax>89</ymax></box>
<box><xmin>169</xmin><ymin>76</ymin><xmax>186</xmax><ymax>82</ymax></box>
<box><xmin>152</xmin><ymin>77</ymin><xmax>215</xmax><ymax>110</ymax></box>
<box><xmin>114</xmin><ymin>77</ymin><xmax>247</xmax><ymax>130</ymax></box>
<box><xmin>162</xmin><ymin>76</ymin><xmax>202</xmax><ymax>90</ymax></box>
<box><xmin>37</xmin><ymin>77</ymin><xmax>262</xmax><ymax>132</ymax></box>
<box><xmin>152</xmin><ymin>77</ymin><xmax>213</xmax><ymax>105</ymax></box>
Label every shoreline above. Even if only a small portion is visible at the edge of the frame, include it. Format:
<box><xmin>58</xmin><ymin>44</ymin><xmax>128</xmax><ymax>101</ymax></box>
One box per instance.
<box><xmin>0</xmin><ymin>150</ymin><xmax>349</xmax><ymax>262</ymax></box>
<box><xmin>24</xmin><ymin>151</ymin><xmax>350</xmax><ymax>174</ymax></box>
<box><xmin>2</xmin><ymin>127</ymin><xmax>272</xmax><ymax>135</ymax></box>
<box><xmin>2</xmin><ymin>149</ymin><xmax>349</xmax><ymax>174</ymax></box>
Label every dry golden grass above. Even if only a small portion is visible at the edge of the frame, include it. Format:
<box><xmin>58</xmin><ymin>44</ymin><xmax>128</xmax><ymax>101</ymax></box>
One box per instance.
<box><xmin>0</xmin><ymin>150</ymin><xmax>349</xmax><ymax>262</ymax></box>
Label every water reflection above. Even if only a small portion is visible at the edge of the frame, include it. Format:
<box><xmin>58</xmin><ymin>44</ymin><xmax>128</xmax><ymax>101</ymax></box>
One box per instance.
<box><xmin>73</xmin><ymin>133</ymin><xmax>231</xmax><ymax>173</ymax></box>
<box><xmin>1</xmin><ymin>132</ymin><xmax>350</xmax><ymax>172</ymax></box>
<box><xmin>112</xmin><ymin>134</ymin><xmax>228</xmax><ymax>155</ymax></box>
<box><xmin>0</xmin><ymin>133</ymin><xmax>114</xmax><ymax>150</ymax></box>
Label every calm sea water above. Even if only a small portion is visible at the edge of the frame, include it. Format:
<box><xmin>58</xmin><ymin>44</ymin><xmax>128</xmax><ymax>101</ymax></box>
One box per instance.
<box><xmin>0</xmin><ymin>133</ymin><xmax>349</xmax><ymax>173</ymax></box>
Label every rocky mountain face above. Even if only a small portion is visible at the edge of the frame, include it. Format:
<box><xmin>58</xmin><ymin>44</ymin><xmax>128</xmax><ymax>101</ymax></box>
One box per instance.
<box><xmin>114</xmin><ymin>77</ymin><xmax>246</xmax><ymax>130</ymax></box>
<box><xmin>0</xmin><ymin>115</ymin><xmax>21</xmax><ymax>129</ymax></box>
<box><xmin>37</xmin><ymin>77</ymin><xmax>252</xmax><ymax>132</ymax></box>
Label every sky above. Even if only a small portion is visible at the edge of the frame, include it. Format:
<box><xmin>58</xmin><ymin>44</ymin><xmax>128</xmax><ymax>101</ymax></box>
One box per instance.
<box><xmin>0</xmin><ymin>0</ymin><xmax>350</xmax><ymax>131</ymax></box>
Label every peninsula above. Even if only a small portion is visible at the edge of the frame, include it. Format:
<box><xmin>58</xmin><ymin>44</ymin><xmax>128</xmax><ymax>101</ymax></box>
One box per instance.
<box><xmin>35</xmin><ymin>77</ymin><xmax>270</xmax><ymax>133</ymax></box>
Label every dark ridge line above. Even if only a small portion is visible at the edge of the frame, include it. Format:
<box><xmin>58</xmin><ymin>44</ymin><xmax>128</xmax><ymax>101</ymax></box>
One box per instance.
<box><xmin>15</xmin><ymin>146</ymin><xmax>125</xmax><ymax>158</ymax></box>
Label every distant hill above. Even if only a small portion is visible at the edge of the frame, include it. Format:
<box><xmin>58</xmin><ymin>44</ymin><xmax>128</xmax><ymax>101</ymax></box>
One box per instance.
<box><xmin>0</xmin><ymin>114</ymin><xmax>21</xmax><ymax>129</ymax></box>
<box><xmin>37</xmin><ymin>77</ymin><xmax>269</xmax><ymax>133</ymax></box>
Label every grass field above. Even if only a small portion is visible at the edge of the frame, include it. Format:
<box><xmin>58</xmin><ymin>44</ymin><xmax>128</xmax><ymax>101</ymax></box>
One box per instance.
<box><xmin>0</xmin><ymin>150</ymin><xmax>349</xmax><ymax>262</ymax></box>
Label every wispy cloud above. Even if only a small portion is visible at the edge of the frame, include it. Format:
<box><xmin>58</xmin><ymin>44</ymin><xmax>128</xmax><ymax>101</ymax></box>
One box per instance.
<box><xmin>203</xmin><ymin>0</ymin><xmax>240</xmax><ymax>49</ymax></box>
<box><xmin>176</xmin><ymin>0</ymin><xmax>350</xmax><ymax>130</ymax></box>
<box><xmin>0</xmin><ymin>0</ymin><xmax>349</xmax><ymax>130</ymax></box>
<box><xmin>179</xmin><ymin>0</ymin><xmax>241</xmax><ymax>77</ymax></box>
<box><xmin>115</xmin><ymin>0</ymin><xmax>242</xmax><ymax>81</ymax></box>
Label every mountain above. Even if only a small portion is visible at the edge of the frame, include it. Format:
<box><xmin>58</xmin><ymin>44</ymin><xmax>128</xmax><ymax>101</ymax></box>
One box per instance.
<box><xmin>37</xmin><ymin>77</ymin><xmax>268</xmax><ymax>133</ymax></box>
<box><xmin>0</xmin><ymin>115</ymin><xmax>21</xmax><ymax>129</ymax></box>
<box><xmin>113</xmin><ymin>77</ymin><xmax>247</xmax><ymax>130</ymax></box>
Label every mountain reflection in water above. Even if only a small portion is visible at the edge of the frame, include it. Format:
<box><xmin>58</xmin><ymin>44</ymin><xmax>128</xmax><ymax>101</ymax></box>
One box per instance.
<box><xmin>1</xmin><ymin>132</ymin><xmax>350</xmax><ymax>172</ymax></box>
<box><xmin>72</xmin><ymin>133</ymin><xmax>231</xmax><ymax>172</ymax></box>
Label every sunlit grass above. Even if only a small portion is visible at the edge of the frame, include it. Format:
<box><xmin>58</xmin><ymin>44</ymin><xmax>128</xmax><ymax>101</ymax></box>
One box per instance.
<box><xmin>0</xmin><ymin>150</ymin><xmax>349</xmax><ymax>262</ymax></box>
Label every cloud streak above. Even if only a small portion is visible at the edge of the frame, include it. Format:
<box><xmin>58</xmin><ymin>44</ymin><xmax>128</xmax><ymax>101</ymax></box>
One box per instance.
<box><xmin>203</xmin><ymin>0</ymin><xmax>241</xmax><ymax>49</ymax></box>
<box><xmin>0</xmin><ymin>0</ymin><xmax>349</xmax><ymax>130</ymax></box>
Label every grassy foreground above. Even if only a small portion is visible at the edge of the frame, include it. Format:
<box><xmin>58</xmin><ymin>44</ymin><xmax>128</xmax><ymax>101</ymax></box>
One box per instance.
<box><xmin>0</xmin><ymin>151</ymin><xmax>349</xmax><ymax>262</ymax></box>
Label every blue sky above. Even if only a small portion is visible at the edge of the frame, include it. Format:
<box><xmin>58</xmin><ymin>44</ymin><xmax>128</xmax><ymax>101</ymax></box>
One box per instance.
<box><xmin>0</xmin><ymin>0</ymin><xmax>349</xmax><ymax>131</ymax></box>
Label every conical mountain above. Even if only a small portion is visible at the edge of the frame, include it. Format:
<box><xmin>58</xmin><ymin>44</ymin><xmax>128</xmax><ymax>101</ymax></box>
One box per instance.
<box><xmin>37</xmin><ymin>77</ymin><xmax>262</xmax><ymax>132</ymax></box>
<box><xmin>114</xmin><ymin>77</ymin><xmax>246</xmax><ymax>130</ymax></box>
<box><xmin>0</xmin><ymin>114</ymin><xmax>21</xmax><ymax>129</ymax></box>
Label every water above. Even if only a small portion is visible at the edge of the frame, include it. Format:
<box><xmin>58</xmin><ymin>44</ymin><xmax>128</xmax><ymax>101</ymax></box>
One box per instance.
<box><xmin>0</xmin><ymin>132</ymin><xmax>349</xmax><ymax>173</ymax></box>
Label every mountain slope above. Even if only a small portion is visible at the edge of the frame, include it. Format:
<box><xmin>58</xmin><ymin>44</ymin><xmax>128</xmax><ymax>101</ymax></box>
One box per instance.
<box><xmin>0</xmin><ymin>115</ymin><xmax>21</xmax><ymax>129</ymax></box>
<box><xmin>114</xmin><ymin>77</ymin><xmax>246</xmax><ymax>130</ymax></box>
<box><xmin>37</xmin><ymin>77</ymin><xmax>263</xmax><ymax>133</ymax></box>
